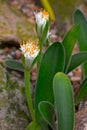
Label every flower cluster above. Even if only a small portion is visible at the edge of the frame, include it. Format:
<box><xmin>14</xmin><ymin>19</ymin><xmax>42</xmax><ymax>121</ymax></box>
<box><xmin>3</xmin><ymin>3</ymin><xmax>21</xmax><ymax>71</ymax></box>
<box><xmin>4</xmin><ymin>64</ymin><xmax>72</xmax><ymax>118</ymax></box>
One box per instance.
<box><xmin>20</xmin><ymin>40</ymin><xmax>40</xmax><ymax>69</ymax></box>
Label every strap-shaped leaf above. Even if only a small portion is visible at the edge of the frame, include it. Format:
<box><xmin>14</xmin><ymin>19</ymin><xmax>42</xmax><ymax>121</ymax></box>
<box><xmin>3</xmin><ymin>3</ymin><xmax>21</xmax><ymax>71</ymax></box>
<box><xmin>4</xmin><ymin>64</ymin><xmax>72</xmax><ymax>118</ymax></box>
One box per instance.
<box><xmin>76</xmin><ymin>78</ymin><xmax>87</xmax><ymax>105</ymax></box>
<box><xmin>74</xmin><ymin>9</ymin><xmax>87</xmax><ymax>78</ymax></box>
<box><xmin>62</xmin><ymin>25</ymin><xmax>80</xmax><ymax>72</ymax></box>
<box><xmin>38</xmin><ymin>101</ymin><xmax>55</xmax><ymax>130</ymax></box>
<box><xmin>5</xmin><ymin>60</ymin><xmax>24</xmax><ymax>72</ymax></box>
<box><xmin>74</xmin><ymin>9</ymin><xmax>87</xmax><ymax>50</ymax></box>
<box><xmin>66</xmin><ymin>52</ymin><xmax>87</xmax><ymax>73</ymax></box>
<box><xmin>53</xmin><ymin>72</ymin><xmax>74</xmax><ymax>130</ymax></box>
<box><xmin>35</xmin><ymin>42</ymin><xmax>65</xmax><ymax>122</ymax></box>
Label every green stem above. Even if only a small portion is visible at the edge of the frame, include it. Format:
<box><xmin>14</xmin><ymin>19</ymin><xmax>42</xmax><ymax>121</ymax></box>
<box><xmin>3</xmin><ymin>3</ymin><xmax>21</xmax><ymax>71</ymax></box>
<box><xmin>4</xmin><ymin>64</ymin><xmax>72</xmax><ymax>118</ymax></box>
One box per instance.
<box><xmin>37</xmin><ymin>50</ymin><xmax>42</xmax><ymax>70</ymax></box>
<box><xmin>24</xmin><ymin>69</ymin><xmax>35</xmax><ymax>121</ymax></box>
<box><xmin>37</xmin><ymin>41</ymin><xmax>42</xmax><ymax>72</ymax></box>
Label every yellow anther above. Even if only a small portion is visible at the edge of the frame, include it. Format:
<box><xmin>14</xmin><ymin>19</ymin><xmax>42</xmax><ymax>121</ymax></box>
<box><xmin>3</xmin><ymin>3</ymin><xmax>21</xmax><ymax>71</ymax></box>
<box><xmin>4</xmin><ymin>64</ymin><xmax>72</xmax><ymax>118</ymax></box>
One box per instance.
<box><xmin>20</xmin><ymin>40</ymin><xmax>39</xmax><ymax>57</ymax></box>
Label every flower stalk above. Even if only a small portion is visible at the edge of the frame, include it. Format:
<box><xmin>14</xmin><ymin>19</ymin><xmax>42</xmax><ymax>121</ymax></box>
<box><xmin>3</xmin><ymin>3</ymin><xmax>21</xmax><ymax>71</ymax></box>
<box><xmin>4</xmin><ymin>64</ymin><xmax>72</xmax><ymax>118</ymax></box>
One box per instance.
<box><xmin>24</xmin><ymin>69</ymin><xmax>35</xmax><ymax>121</ymax></box>
<box><xmin>37</xmin><ymin>40</ymin><xmax>43</xmax><ymax>71</ymax></box>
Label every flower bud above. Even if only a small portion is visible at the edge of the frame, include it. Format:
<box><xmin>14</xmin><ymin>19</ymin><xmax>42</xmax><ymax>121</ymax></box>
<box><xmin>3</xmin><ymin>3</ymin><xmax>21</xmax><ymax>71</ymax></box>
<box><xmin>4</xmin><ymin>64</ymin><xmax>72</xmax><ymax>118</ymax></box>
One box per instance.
<box><xmin>35</xmin><ymin>9</ymin><xmax>49</xmax><ymax>44</ymax></box>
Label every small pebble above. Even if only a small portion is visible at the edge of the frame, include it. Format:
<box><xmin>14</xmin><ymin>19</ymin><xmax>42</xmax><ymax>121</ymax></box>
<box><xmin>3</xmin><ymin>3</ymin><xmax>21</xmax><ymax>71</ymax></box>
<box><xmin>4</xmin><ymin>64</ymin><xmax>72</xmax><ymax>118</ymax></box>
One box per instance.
<box><xmin>68</xmin><ymin>72</ymin><xmax>73</xmax><ymax>77</ymax></box>
<box><xmin>71</xmin><ymin>77</ymin><xmax>81</xmax><ymax>82</ymax></box>
<box><xmin>15</xmin><ymin>50</ymin><xmax>22</xmax><ymax>59</ymax></box>
<box><xmin>11</xmin><ymin>71</ymin><xmax>21</xmax><ymax>78</ymax></box>
<box><xmin>4</xmin><ymin>47</ymin><xmax>10</xmax><ymax>54</ymax></box>
<box><xmin>31</xmin><ymin>72</ymin><xmax>37</xmax><ymax>81</ymax></box>
<box><xmin>50</xmin><ymin>34</ymin><xmax>58</xmax><ymax>43</ymax></box>
<box><xmin>84</xmin><ymin>124</ymin><xmax>87</xmax><ymax>130</ymax></box>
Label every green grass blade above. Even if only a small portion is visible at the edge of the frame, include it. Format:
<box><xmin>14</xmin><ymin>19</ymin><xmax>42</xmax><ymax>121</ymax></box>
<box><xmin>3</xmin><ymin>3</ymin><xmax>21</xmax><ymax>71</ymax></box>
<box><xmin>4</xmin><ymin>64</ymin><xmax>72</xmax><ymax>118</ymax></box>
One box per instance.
<box><xmin>53</xmin><ymin>72</ymin><xmax>74</xmax><ymax>130</ymax></box>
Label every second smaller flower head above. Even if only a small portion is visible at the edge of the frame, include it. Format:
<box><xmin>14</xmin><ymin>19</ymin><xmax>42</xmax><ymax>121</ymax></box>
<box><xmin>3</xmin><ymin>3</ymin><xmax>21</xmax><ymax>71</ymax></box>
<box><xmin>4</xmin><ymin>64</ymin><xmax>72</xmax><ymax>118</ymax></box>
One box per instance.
<box><xmin>20</xmin><ymin>40</ymin><xmax>40</xmax><ymax>70</ymax></box>
<box><xmin>34</xmin><ymin>9</ymin><xmax>49</xmax><ymax>43</ymax></box>
<box><xmin>35</xmin><ymin>9</ymin><xmax>49</xmax><ymax>29</ymax></box>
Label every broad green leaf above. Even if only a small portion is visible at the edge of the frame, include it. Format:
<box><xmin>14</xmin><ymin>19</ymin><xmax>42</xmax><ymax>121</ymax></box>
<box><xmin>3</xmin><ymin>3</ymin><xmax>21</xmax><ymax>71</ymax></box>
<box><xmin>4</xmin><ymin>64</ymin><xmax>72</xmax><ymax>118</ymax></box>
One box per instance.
<box><xmin>38</xmin><ymin>101</ymin><xmax>55</xmax><ymax>130</ymax></box>
<box><xmin>62</xmin><ymin>25</ymin><xmax>80</xmax><ymax>72</ymax></box>
<box><xmin>76</xmin><ymin>78</ymin><xmax>87</xmax><ymax>105</ymax></box>
<box><xmin>26</xmin><ymin>121</ymin><xmax>41</xmax><ymax>130</ymax></box>
<box><xmin>5</xmin><ymin>60</ymin><xmax>24</xmax><ymax>72</ymax></box>
<box><xmin>66</xmin><ymin>52</ymin><xmax>87</xmax><ymax>73</ymax></box>
<box><xmin>74</xmin><ymin>9</ymin><xmax>87</xmax><ymax>78</ymax></box>
<box><xmin>53</xmin><ymin>72</ymin><xmax>74</xmax><ymax>130</ymax></box>
<box><xmin>35</xmin><ymin>42</ymin><xmax>65</xmax><ymax>122</ymax></box>
<box><xmin>74</xmin><ymin>9</ymin><xmax>87</xmax><ymax>50</ymax></box>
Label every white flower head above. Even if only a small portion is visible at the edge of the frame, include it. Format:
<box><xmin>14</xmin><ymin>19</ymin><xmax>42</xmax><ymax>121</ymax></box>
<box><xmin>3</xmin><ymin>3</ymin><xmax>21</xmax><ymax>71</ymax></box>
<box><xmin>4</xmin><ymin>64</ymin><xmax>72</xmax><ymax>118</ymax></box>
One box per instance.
<box><xmin>20</xmin><ymin>40</ymin><xmax>40</xmax><ymax>69</ymax></box>
<box><xmin>35</xmin><ymin>9</ymin><xmax>49</xmax><ymax>29</ymax></box>
<box><xmin>34</xmin><ymin>9</ymin><xmax>49</xmax><ymax>38</ymax></box>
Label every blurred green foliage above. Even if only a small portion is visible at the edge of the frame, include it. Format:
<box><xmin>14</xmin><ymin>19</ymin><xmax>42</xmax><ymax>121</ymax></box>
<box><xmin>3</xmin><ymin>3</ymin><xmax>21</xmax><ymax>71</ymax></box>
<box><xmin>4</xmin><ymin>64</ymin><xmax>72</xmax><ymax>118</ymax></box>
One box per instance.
<box><xmin>40</xmin><ymin>0</ymin><xmax>81</xmax><ymax>33</ymax></box>
<box><xmin>41</xmin><ymin>0</ymin><xmax>55</xmax><ymax>21</ymax></box>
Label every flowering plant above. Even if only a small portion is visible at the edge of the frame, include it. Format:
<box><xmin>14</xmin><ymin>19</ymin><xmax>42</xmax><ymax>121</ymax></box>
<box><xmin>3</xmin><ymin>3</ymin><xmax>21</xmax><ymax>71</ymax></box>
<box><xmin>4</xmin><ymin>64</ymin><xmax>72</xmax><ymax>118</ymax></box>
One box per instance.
<box><xmin>5</xmin><ymin>9</ymin><xmax>87</xmax><ymax>130</ymax></box>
